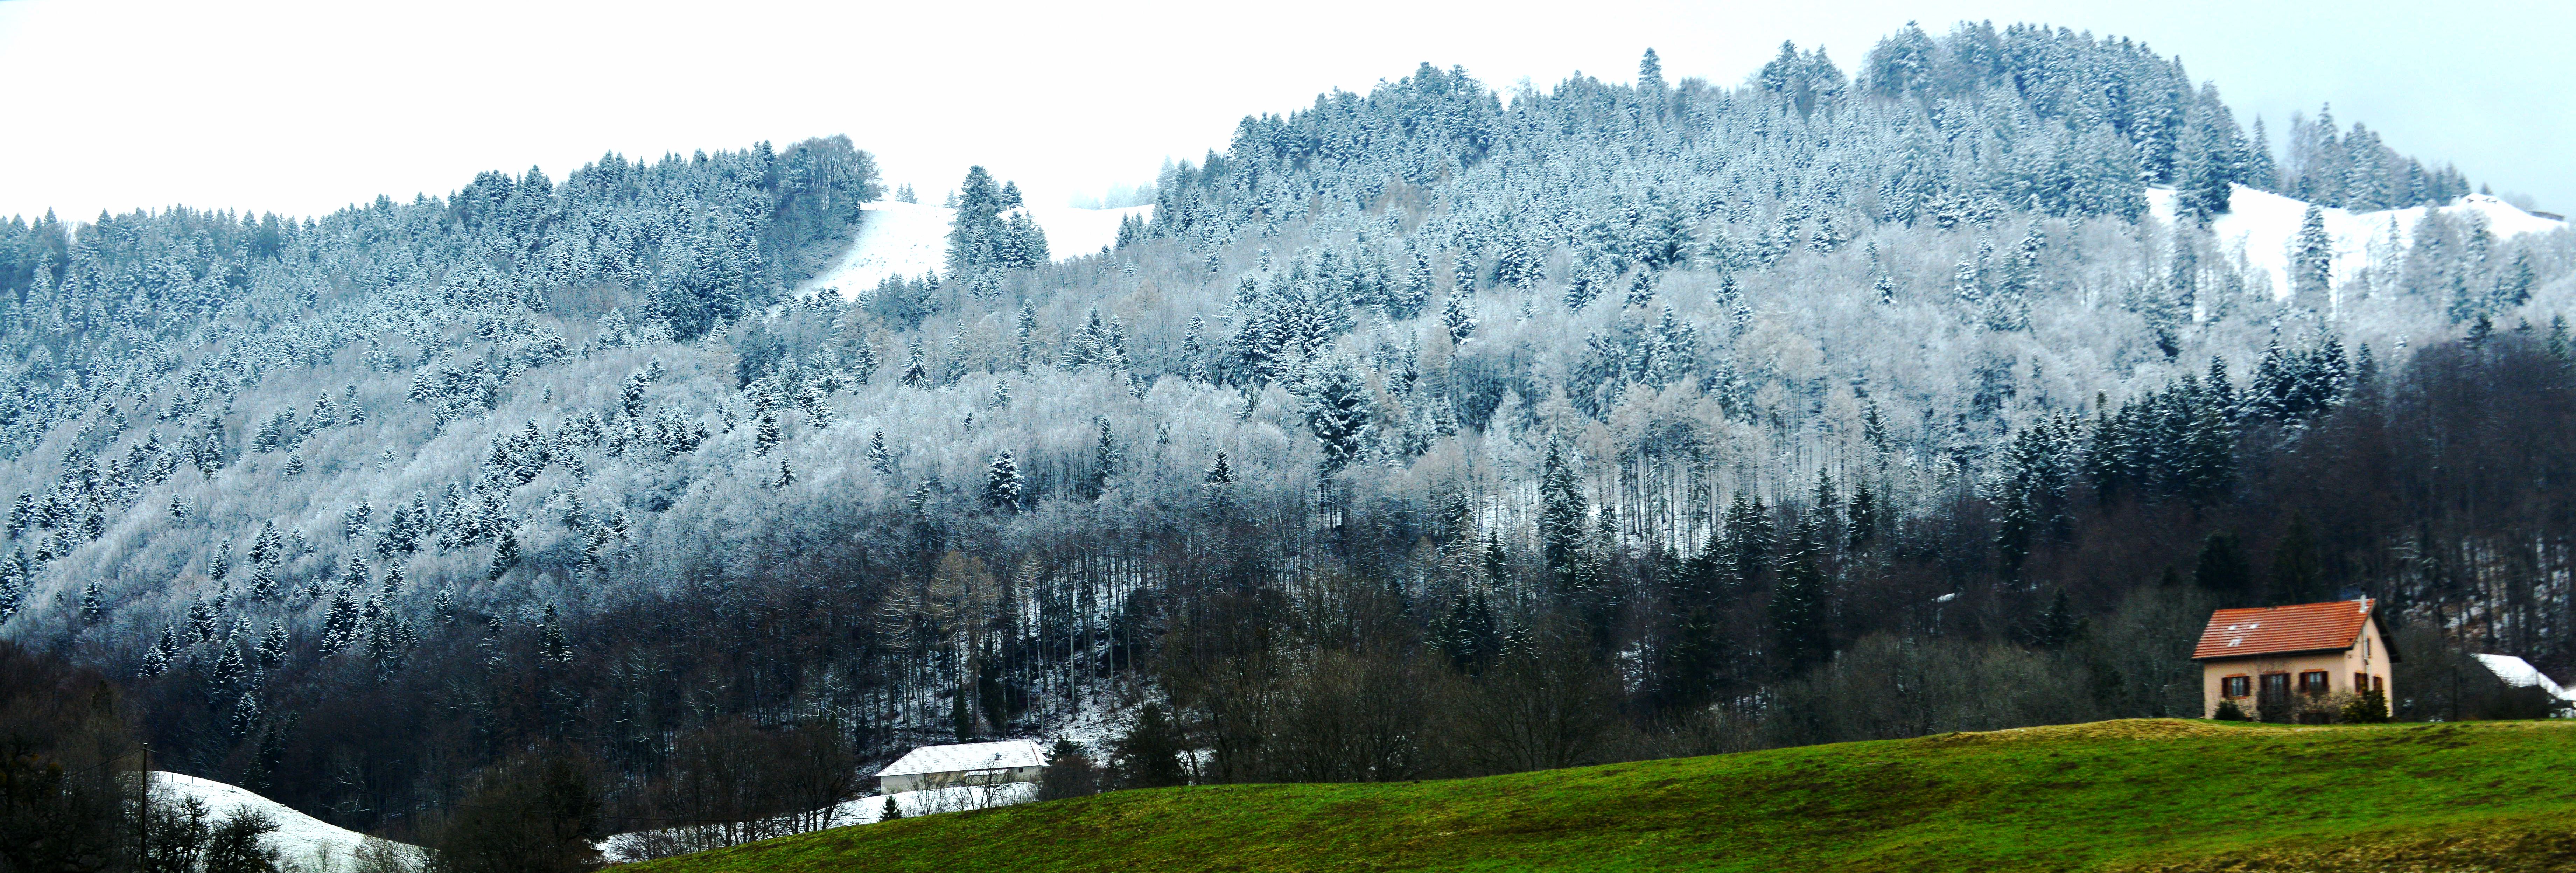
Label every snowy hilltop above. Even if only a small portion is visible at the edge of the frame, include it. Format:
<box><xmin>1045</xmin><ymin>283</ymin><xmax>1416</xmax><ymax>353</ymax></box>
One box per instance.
<box><xmin>2149</xmin><ymin>184</ymin><xmax>2564</xmax><ymax>312</ymax></box>
<box><xmin>797</xmin><ymin>201</ymin><xmax>1151</xmax><ymax>297</ymax></box>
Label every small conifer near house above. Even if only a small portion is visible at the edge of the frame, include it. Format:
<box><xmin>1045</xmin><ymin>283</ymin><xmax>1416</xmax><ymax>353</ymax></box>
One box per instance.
<box><xmin>879</xmin><ymin>796</ymin><xmax>902</xmax><ymax>821</ymax></box>
<box><xmin>2339</xmin><ymin>689</ymin><xmax>2391</xmax><ymax>723</ymax></box>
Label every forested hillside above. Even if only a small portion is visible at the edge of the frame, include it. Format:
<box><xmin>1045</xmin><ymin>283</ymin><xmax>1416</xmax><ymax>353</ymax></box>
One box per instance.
<box><xmin>0</xmin><ymin>20</ymin><xmax>2569</xmax><ymax>848</ymax></box>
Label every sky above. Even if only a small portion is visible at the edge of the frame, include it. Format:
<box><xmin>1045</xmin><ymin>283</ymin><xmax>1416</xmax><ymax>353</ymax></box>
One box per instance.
<box><xmin>0</xmin><ymin>0</ymin><xmax>2567</xmax><ymax>223</ymax></box>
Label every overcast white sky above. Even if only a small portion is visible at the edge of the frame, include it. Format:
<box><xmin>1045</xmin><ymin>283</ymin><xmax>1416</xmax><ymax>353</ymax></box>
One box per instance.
<box><xmin>1</xmin><ymin>0</ymin><xmax>2567</xmax><ymax>222</ymax></box>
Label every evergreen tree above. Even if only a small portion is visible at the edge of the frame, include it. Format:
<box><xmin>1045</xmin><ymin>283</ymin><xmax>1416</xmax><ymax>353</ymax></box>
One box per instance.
<box><xmin>2194</xmin><ymin>530</ymin><xmax>2254</xmax><ymax>601</ymax></box>
<box><xmin>1112</xmin><ymin>703</ymin><xmax>1189</xmax><ymax>788</ymax></box>
<box><xmin>1539</xmin><ymin>441</ymin><xmax>1587</xmax><ymax>594</ymax></box>
<box><xmin>1442</xmin><ymin>292</ymin><xmax>1477</xmax><ymax>344</ymax></box>
<box><xmin>868</xmin><ymin>429</ymin><xmax>894</xmax><ymax>474</ymax></box>
<box><xmin>983</xmin><ymin>451</ymin><xmax>1024</xmax><ymax>511</ymax></box>
<box><xmin>2266</xmin><ymin>513</ymin><xmax>2325</xmax><ymax>605</ymax></box>
<box><xmin>1301</xmin><ymin>363</ymin><xmax>1370</xmax><ymax>476</ymax></box>
<box><xmin>2291</xmin><ymin>204</ymin><xmax>2333</xmax><ymax>309</ymax></box>
<box><xmin>755</xmin><ymin>410</ymin><xmax>780</xmax><ymax>455</ymax></box>
<box><xmin>488</xmin><ymin>526</ymin><xmax>519</xmax><ymax>581</ymax></box>
<box><xmin>1089</xmin><ymin>416</ymin><xmax>1120</xmax><ymax>499</ymax></box>
<box><xmin>1769</xmin><ymin>519</ymin><xmax>1830</xmax><ymax>674</ymax></box>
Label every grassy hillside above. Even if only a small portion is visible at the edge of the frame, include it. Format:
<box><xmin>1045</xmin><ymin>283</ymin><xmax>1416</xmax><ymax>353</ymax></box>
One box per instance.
<box><xmin>622</xmin><ymin>720</ymin><xmax>2576</xmax><ymax>873</ymax></box>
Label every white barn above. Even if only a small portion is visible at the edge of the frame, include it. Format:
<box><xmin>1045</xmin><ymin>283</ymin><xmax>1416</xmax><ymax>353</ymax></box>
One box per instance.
<box><xmin>874</xmin><ymin>740</ymin><xmax>1049</xmax><ymax>794</ymax></box>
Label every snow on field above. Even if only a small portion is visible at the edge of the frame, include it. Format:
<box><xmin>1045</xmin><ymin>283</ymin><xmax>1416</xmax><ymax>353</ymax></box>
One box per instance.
<box><xmin>797</xmin><ymin>202</ymin><xmax>1153</xmax><ymax>298</ymax></box>
<box><xmin>598</xmin><ymin>782</ymin><xmax>1038</xmax><ymax>863</ymax></box>
<box><xmin>152</xmin><ymin>771</ymin><xmax>422</xmax><ymax>871</ymax></box>
<box><xmin>2147</xmin><ymin>185</ymin><xmax>2566</xmax><ymax>304</ymax></box>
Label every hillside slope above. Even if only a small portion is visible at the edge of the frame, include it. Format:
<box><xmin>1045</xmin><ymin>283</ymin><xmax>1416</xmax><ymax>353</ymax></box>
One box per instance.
<box><xmin>625</xmin><ymin>720</ymin><xmax>2576</xmax><ymax>873</ymax></box>
<box><xmin>152</xmin><ymin>771</ymin><xmax>423</xmax><ymax>869</ymax></box>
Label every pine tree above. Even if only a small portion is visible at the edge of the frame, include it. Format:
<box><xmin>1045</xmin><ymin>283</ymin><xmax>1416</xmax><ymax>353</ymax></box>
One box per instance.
<box><xmin>257</xmin><ymin>620</ymin><xmax>289</xmax><ymax>670</ymax></box>
<box><xmin>1624</xmin><ymin>271</ymin><xmax>1657</xmax><ymax>308</ymax></box>
<box><xmin>1203</xmin><ymin>451</ymin><xmax>1233</xmax><ymax>486</ymax></box>
<box><xmin>488</xmin><ymin>526</ymin><xmax>519</xmax><ymax>581</ymax></box>
<box><xmin>538</xmin><ymin>603</ymin><xmax>573</xmax><ymax>666</ymax></box>
<box><xmin>2245</xmin><ymin>117</ymin><xmax>2280</xmax><ymax>191</ymax></box>
<box><xmin>2494</xmin><ymin>250</ymin><xmax>2536</xmax><ymax>311</ymax></box>
<box><xmin>2194</xmin><ymin>530</ymin><xmax>2254</xmax><ymax>601</ymax></box>
<box><xmin>227</xmin><ymin>686</ymin><xmax>263</xmax><ymax>740</ymax></box>
<box><xmin>983</xmin><ymin>451</ymin><xmax>1024</xmax><ymax>511</ymax></box>
<box><xmin>1539</xmin><ymin>440</ymin><xmax>1587</xmax><ymax>594</ymax></box>
<box><xmin>78</xmin><ymin>581</ymin><xmax>103</xmax><ymax>626</ymax></box>
<box><xmin>900</xmin><ymin>339</ymin><xmax>928</xmax><ymax>387</ymax></box>
<box><xmin>1769</xmin><ymin>518</ymin><xmax>1830</xmax><ymax>674</ymax></box>
<box><xmin>138</xmin><ymin>631</ymin><xmax>171</xmax><ymax>678</ymax></box>
<box><xmin>1089</xmin><ymin>416</ymin><xmax>1120</xmax><ymax>499</ymax></box>
<box><xmin>2266</xmin><ymin>513</ymin><xmax>2325</xmax><ymax>605</ymax></box>
<box><xmin>1301</xmin><ymin>363</ymin><xmax>1370</xmax><ymax>476</ymax></box>
<box><xmin>2291</xmin><ymin>204</ymin><xmax>2333</xmax><ymax>309</ymax></box>
<box><xmin>1442</xmin><ymin>292</ymin><xmax>1477</xmax><ymax>344</ymax></box>
<box><xmin>868</xmin><ymin>429</ymin><xmax>894</xmax><ymax>473</ymax></box>
<box><xmin>755</xmin><ymin>411</ymin><xmax>780</xmax><ymax>455</ymax></box>
<box><xmin>1113</xmin><ymin>703</ymin><xmax>1189</xmax><ymax>788</ymax></box>
<box><xmin>775</xmin><ymin>458</ymin><xmax>796</xmax><ymax>488</ymax></box>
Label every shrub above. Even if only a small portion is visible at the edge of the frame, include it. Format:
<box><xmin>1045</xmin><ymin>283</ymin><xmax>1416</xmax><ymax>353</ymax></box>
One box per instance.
<box><xmin>2212</xmin><ymin>700</ymin><xmax>2247</xmax><ymax>721</ymax></box>
<box><xmin>2338</xmin><ymin>690</ymin><xmax>2392</xmax><ymax>724</ymax></box>
<box><xmin>1036</xmin><ymin>740</ymin><xmax>1102</xmax><ymax>801</ymax></box>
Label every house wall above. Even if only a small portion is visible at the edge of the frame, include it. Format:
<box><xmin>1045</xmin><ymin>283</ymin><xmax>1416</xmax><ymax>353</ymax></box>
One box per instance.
<box><xmin>877</xmin><ymin>765</ymin><xmax>1046</xmax><ymax>795</ymax></box>
<box><xmin>2200</xmin><ymin>618</ymin><xmax>2393</xmax><ymax>718</ymax></box>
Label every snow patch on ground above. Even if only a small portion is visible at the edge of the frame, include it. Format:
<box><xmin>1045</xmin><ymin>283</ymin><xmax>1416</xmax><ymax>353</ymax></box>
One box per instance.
<box><xmin>152</xmin><ymin>771</ymin><xmax>422</xmax><ymax>871</ymax></box>
<box><xmin>598</xmin><ymin>782</ymin><xmax>1038</xmax><ymax>863</ymax></box>
<box><xmin>797</xmin><ymin>202</ymin><xmax>1153</xmax><ymax>298</ymax></box>
<box><xmin>2147</xmin><ymin>185</ymin><xmax>2566</xmax><ymax>303</ymax></box>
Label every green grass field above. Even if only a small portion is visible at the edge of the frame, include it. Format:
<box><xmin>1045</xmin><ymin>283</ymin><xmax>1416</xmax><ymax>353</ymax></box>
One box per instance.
<box><xmin>622</xmin><ymin>720</ymin><xmax>2576</xmax><ymax>872</ymax></box>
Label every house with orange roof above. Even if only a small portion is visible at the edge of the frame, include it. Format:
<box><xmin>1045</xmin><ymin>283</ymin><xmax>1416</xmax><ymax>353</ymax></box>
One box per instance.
<box><xmin>2192</xmin><ymin>598</ymin><xmax>2396</xmax><ymax>720</ymax></box>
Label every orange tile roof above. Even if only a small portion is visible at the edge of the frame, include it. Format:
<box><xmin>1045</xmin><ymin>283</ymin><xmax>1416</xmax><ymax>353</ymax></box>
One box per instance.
<box><xmin>2192</xmin><ymin>599</ymin><xmax>2375</xmax><ymax>661</ymax></box>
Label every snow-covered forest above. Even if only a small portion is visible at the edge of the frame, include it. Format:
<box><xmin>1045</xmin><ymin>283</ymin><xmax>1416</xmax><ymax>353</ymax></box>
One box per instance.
<box><xmin>1</xmin><ymin>20</ymin><xmax>2572</xmax><ymax>848</ymax></box>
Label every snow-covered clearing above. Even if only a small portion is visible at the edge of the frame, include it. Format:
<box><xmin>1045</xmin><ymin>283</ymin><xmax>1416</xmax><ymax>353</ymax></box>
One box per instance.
<box><xmin>598</xmin><ymin>782</ymin><xmax>1038</xmax><ymax>863</ymax></box>
<box><xmin>2147</xmin><ymin>185</ymin><xmax>2565</xmax><ymax>305</ymax></box>
<box><xmin>797</xmin><ymin>201</ymin><xmax>1153</xmax><ymax>298</ymax></box>
<box><xmin>152</xmin><ymin>771</ymin><xmax>423</xmax><ymax>871</ymax></box>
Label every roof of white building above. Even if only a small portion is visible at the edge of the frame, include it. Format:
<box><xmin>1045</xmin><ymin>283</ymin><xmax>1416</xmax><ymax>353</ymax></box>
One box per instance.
<box><xmin>2473</xmin><ymin>654</ymin><xmax>2574</xmax><ymax>701</ymax></box>
<box><xmin>875</xmin><ymin>739</ymin><xmax>1049</xmax><ymax>778</ymax></box>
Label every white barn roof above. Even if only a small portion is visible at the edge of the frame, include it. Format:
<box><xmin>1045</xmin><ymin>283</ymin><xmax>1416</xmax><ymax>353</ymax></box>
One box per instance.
<box><xmin>2473</xmin><ymin>654</ymin><xmax>2574</xmax><ymax>701</ymax></box>
<box><xmin>875</xmin><ymin>740</ymin><xmax>1048</xmax><ymax>778</ymax></box>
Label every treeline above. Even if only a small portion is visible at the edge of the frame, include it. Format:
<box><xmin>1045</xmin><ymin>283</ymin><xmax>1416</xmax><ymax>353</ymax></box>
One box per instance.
<box><xmin>73</xmin><ymin>330</ymin><xmax>2576</xmax><ymax>851</ymax></box>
